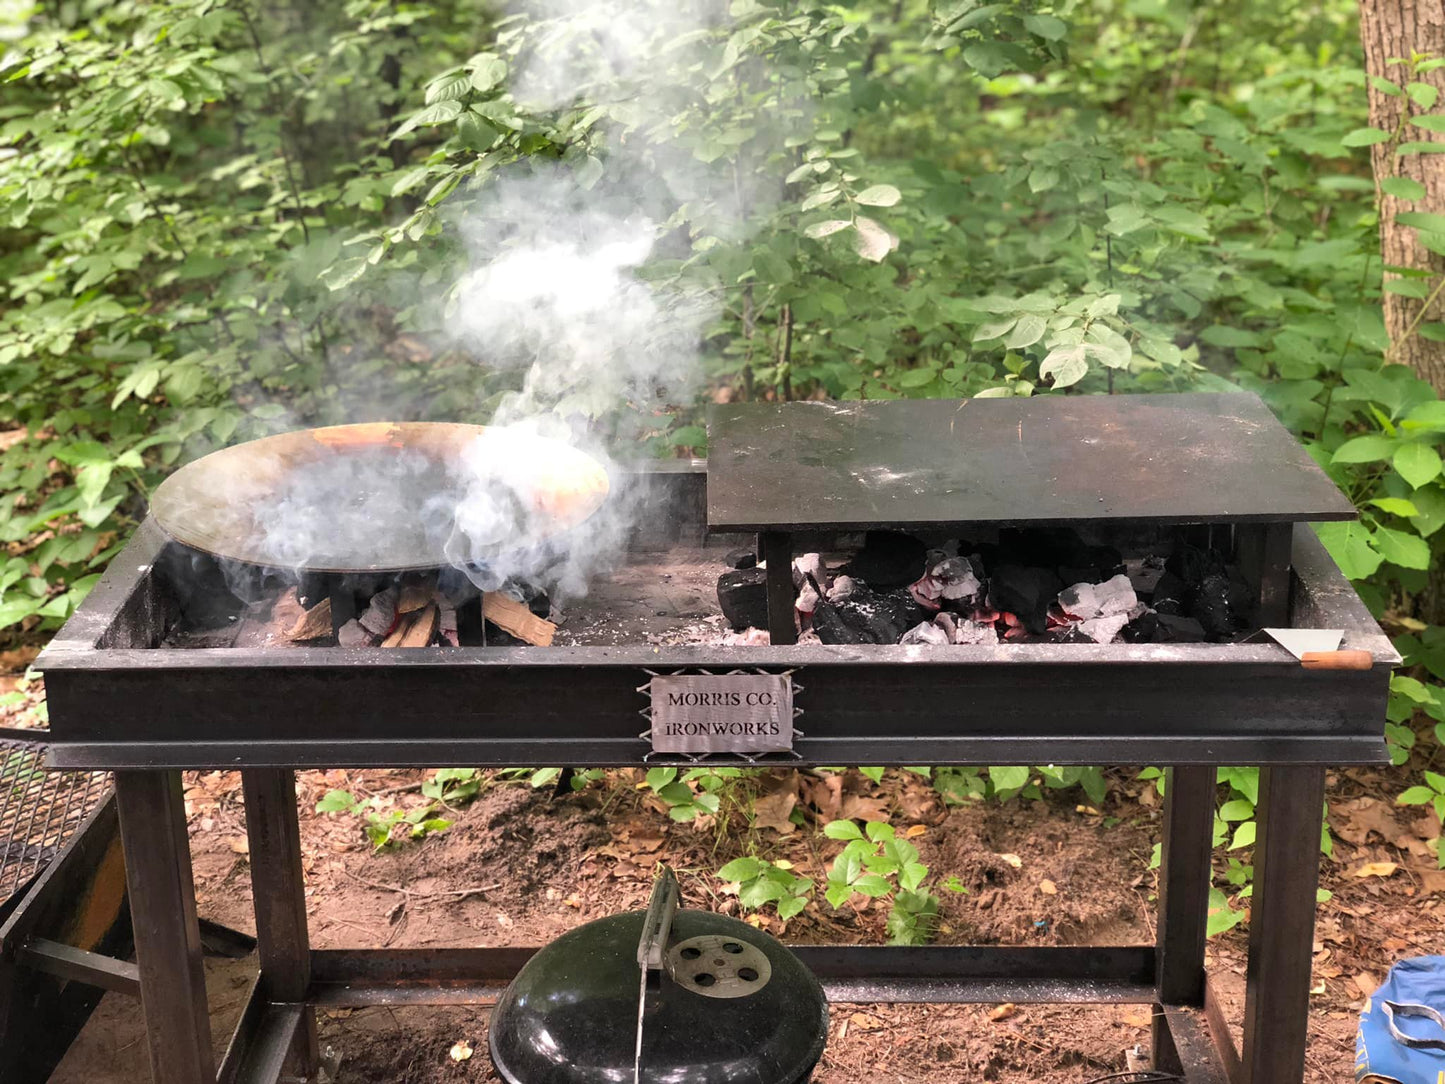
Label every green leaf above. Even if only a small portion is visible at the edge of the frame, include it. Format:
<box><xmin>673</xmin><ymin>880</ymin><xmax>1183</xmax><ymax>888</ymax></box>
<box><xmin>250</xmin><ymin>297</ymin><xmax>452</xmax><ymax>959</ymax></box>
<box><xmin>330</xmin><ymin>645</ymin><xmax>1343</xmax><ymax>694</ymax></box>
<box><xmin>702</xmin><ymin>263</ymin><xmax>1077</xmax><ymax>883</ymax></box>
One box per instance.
<box><xmin>393</xmin><ymin>100</ymin><xmax>463</xmax><ymax>139</ymax></box>
<box><xmin>1314</xmin><ymin>522</ymin><xmax>1383</xmax><ymax>580</ymax></box>
<box><xmin>855</xmin><ymin>184</ymin><xmax>901</xmax><ymax>207</ymax></box>
<box><xmin>1219</xmin><ymin>798</ymin><xmax>1254</xmax><ymax>821</ymax></box>
<box><xmin>468</xmin><ymin>54</ymin><xmax>507</xmax><ymax>93</ymax></box>
<box><xmin>1004</xmin><ymin>314</ymin><xmax>1046</xmax><ymax>349</ymax></box>
<box><xmin>1398</xmin><ymin>786</ymin><xmax>1436</xmax><ymax>805</ymax></box>
<box><xmin>1370</xmin><ymin>496</ymin><xmax>1422</xmax><ymax>517</ymax></box>
<box><xmin>315</xmin><ymin>790</ymin><xmax>356</xmax><ymax>813</ymax></box>
<box><xmin>1023</xmin><ymin>13</ymin><xmax>1067</xmax><ymax>40</ymax></box>
<box><xmin>425</xmin><ymin>69</ymin><xmax>471</xmax><ymax>104</ymax></box>
<box><xmin>823</xmin><ymin>819</ymin><xmax>864</xmax><ymax>840</ymax></box>
<box><xmin>805</xmin><ymin>219</ymin><xmax>852</xmax><ymax>239</ymax></box>
<box><xmin>1397</xmin><ymin>211</ymin><xmax>1445</xmax><ymax>234</ymax></box>
<box><xmin>973</xmin><ymin>317</ymin><xmax>1017</xmax><ymax>342</ymax></box>
<box><xmin>1039</xmin><ymin>343</ymin><xmax>1087</xmax><ymax>388</ymax></box>
<box><xmin>1229</xmin><ymin>821</ymin><xmax>1256</xmax><ymax>850</ymax></box>
<box><xmin>1395</xmin><ymin>442</ymin><xmax>1443</xmax><ymax>488</ymax></box>
<box><xmin>988</xmin><ymin>765</ymin><xmax>1030</xmax><ymax>793</ymax></box>
<box><xmin>1411</xmin><ymin>115</ymin><xmax>1445</xmax><ymax>133</ymax></box>
<box><xmin>852</xmin><ymin>874</ymin><xmax>892</xmax><ymax>898</ymax></box>
<box><xmin>1382</xmin><ymin>176</ymin><xmax>1428</xmax><ymax>200</ymax></box>
<box><xmin>718</xmin><ymin>857</ymin><xmax>767</xmax><ymax>882</ymax></box>
<box><xmin>1332</xmin><ymin>435</ymin><xmax>1398</xmax><ymax>463</ymax></box>
<box><xmin>1341</xmin><ymin>127</ymin><xmax>1390</xmax><ymax>147</ymax></box>
<box><xmin>1374</xmin><ymin>525</ymin><xmax>1432</xmax><ymax>569</ymax></box>
<box><xmin>852</xmin><ymin>217</ymin><xmax>898</xmax><ymax>262</ymax></box>
<box><xmin>1408</xmin><ymin>82</ymin><xmax>1441</xmax><ymax>109</ymax></box>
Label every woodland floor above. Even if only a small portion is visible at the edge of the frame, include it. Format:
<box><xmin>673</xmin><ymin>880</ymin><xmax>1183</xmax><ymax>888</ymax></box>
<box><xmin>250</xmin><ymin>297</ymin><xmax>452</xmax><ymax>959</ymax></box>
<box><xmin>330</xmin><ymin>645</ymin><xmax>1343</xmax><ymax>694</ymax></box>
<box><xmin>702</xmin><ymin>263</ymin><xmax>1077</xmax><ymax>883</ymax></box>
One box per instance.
<box><xmin>30</xmin><ymin>752</ymin><xmax>1445</xmax><ymax>1084</ymax></box>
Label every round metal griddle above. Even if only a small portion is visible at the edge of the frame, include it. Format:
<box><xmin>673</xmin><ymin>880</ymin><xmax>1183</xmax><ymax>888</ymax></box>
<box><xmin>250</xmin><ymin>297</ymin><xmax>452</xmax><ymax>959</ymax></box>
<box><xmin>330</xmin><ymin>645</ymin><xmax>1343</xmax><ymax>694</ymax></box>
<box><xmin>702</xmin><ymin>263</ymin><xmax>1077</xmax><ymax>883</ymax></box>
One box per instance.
<box><xmin>150</xmin><ymin>421</ymin><xmax>611</xmax><ymax>573</ymax></box>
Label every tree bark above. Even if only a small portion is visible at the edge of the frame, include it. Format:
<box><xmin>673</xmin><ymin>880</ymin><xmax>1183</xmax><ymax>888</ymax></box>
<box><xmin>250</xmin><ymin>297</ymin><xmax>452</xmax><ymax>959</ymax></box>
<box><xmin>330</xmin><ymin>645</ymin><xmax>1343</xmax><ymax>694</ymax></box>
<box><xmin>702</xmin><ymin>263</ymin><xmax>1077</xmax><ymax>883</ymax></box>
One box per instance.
<box><xmin>1359</xmin><ymin>0</ymin><xmax>1445</xmax><ymax>390</ymax></box>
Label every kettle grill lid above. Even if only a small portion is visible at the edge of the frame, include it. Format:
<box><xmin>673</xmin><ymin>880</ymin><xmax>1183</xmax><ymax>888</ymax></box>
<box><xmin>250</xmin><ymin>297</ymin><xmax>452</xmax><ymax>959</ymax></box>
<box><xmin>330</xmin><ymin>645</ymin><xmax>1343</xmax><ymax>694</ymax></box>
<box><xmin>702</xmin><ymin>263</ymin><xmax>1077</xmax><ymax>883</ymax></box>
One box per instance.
<box><xmin>488</xmin><ymin>908</ymin><xmax>828</xmax><ymax>1084</ymax></box>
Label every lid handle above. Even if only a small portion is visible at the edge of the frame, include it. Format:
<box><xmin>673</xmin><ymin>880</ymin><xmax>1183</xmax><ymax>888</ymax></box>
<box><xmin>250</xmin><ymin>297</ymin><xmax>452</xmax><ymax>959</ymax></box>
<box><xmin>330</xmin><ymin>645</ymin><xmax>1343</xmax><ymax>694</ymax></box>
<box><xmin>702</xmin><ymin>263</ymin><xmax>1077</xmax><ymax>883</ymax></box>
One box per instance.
<box><xmin>637</xmin><ymin>865</ymin><xmax>680</xmax><ymax>972</ymax></box>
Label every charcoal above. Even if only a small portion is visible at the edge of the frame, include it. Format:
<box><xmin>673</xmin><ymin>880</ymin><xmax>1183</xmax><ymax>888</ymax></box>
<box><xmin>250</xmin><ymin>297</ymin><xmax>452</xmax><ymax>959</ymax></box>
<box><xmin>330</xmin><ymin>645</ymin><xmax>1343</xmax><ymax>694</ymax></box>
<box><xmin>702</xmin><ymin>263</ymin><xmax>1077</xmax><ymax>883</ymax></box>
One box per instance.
<box><xmin>1192</xmin><ymin>572</ymin><xmax>1238</xmax><ymax>640</ymax></box>
<box><xmin>1120</xmin><ymin>610</ymin><xmax>1159</xmax><ymax>643</ymax></box>
<box><xmin>839</xmin><ymin>531</ymin><xmax>927</xmax><ymax>589</ymax></box>
<box><xmin>811</xmin><ymin>601</ymin><xmax>871</xmax><ymax>645</ymax></box>
<box><xmin>900</xmin><ymin>621</ymin><xmax>950</xmax><ymax>646</ymax></box>
<box><xmin>718</xmin><ymin>568</ymin><xmax>770</xmax><ymax>630</ymax></box>
<box><xmin>988</xmin><ymin>564</ymin><xmax>1062</xmax><ymax>636</ymax></box>
<box><xmin>813</xmin><ymin>584</ymin><xmax>923</xmax><ymax>644</ymax></box>
<box><xmin>1150</xmin><ymin>570</ymin><xmax>1188</xmax><ymax>614</ymax></box>
<box><xmin>725</xmin><ymin>548</ymin><xmax>757</xmax><ymax>570</ymax></box>
<box><xmin>1125</xmin><ymin>556</ymin><xmax>1167</xmax><ymax>596</ymax></box>
<box><xmin>1155</xmin><ymin>613</ymin><xmax>1207</xmax><ymax>642</ymax></box>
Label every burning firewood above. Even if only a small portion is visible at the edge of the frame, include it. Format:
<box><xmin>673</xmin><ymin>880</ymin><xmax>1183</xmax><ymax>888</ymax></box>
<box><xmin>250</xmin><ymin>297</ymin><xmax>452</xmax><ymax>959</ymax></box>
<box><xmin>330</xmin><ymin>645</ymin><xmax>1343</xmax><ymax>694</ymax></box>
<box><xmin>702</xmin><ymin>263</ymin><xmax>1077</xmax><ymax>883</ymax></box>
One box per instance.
<box><xmin>482</xmin><ymin>593</ymin><xmax>556</xmax><ymax>647</ymax></box>
<box><xmin>381</xmin><ymin>603</ymin><xmax>439</xmax><ymax>648</ymax></box>
<box><xmin>286</xmin><ymin>597</ymin><xmax>333</xmax><ymax>642</ymax></box>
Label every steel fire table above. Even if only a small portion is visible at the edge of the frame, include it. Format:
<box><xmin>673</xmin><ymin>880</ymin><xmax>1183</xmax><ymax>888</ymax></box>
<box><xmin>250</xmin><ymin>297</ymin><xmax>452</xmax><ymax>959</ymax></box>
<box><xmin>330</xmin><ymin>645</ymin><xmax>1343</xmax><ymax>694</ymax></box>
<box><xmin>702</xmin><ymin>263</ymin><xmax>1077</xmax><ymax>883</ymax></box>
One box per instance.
<box><xmin>37</xmin><ymin>393</ymin><xmax>1394</xmax><ymax>1084</ymax></box>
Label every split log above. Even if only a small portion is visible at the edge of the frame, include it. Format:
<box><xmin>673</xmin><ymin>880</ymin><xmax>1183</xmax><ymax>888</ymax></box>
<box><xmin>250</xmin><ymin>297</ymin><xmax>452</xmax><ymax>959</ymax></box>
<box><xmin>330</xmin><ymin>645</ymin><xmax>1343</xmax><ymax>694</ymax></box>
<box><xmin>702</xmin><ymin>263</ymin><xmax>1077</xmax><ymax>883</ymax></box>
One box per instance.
<box><xmin>287</xmin><ymin>597</ymin><xmax>333</xmax><ymax>642</ymax></box>
<box><xmin>382</xmin><ymin>603</ymin><xmax>438</xmax><ymax>648</ymax></box>
<box><xmin>482</xmin><ymin>593</ymin><xmax>556</xmax><ymax>647</ymax></box>
<box><xmin>397</xmin><ymin>579</ymin><xmax>434</xmax><ymax>615</ymax></box>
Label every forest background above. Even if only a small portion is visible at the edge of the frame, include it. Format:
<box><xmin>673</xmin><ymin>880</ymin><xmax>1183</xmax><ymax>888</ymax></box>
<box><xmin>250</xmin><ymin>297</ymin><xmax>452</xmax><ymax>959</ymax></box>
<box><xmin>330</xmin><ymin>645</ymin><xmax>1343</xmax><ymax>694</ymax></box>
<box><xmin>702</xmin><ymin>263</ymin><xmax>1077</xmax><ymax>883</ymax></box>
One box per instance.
<box><xmin>4</xmin><ymin>0</ymin><xmax>1445</xmax><ymax>935</ymax></box>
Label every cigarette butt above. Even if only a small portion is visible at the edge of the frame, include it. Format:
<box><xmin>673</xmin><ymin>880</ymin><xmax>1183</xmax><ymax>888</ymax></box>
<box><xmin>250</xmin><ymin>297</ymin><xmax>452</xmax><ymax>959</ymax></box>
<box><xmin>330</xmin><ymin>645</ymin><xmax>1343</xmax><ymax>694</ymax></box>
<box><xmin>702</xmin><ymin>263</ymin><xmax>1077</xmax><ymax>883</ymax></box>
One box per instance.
<box><xmin>1300</xmin><ymin>650</ymin><xmax>1373</xmax><ymax>671</ymax></box>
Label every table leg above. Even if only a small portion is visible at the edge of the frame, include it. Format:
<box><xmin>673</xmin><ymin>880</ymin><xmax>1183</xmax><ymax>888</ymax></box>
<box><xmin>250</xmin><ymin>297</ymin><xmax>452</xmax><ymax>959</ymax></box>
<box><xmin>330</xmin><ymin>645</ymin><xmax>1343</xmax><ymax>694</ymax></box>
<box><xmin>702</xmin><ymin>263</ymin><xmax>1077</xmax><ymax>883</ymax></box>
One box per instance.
<box><xmin>1241</xmin><ymin>765</ymin><xmax>1326</xmax><ymax>1084</ymax></box>
<box><xmin>761</xmin><ymin>531</ymin><xmax>796</xmax><ymax>645</ymax></box>
<box><xmin>115</xmin><ymin>770</ymin><xmax>214</xmax><ymax>1084</ymax></box>
<box><xmin>1151</xmin><ymin>766</ymin><xmax>1215</xmax><ymax>1069</ymax></box>
<box><xmin>243</xmin><ymin>768</ymin><xmax>319</xmax><ymax>1077</ymax></box>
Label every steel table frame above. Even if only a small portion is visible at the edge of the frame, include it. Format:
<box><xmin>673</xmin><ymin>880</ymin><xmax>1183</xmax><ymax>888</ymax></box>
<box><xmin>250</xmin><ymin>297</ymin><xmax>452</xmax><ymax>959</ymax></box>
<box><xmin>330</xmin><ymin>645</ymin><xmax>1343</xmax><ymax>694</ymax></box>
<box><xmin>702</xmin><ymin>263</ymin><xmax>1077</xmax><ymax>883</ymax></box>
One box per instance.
<box><xmin>37</xmin><ymin>469</ymin><xmax>1394</xmax><ymax>1084</ymax></box>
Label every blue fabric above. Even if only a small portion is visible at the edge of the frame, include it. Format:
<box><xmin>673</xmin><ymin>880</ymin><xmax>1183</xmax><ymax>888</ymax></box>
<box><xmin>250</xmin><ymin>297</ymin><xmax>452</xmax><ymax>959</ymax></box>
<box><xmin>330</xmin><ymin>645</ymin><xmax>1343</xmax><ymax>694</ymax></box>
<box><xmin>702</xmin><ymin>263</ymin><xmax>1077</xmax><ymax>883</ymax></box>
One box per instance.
<box><xmin>1358</xmin><ymin>956</ymin><xmax>1445</xmax><ymax>1083</ymax></box>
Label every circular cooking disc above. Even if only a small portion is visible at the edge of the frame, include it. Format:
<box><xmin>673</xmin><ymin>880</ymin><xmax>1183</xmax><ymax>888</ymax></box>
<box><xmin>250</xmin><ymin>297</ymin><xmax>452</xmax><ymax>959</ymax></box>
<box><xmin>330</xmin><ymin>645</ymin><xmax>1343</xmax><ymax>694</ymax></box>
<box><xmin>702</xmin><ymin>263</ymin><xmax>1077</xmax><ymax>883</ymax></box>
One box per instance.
<box><xmin>149</xmin><ymin>421</ymin><xmax>611</xmax><ymax>574</ymax></box>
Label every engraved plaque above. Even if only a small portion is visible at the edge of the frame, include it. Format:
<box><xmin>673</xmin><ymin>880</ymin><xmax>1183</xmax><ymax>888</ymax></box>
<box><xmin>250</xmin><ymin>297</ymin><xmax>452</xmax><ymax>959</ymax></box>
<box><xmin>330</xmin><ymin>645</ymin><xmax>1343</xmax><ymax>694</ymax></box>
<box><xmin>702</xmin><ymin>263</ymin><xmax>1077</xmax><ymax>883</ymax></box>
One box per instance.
<box><xmin>649</xmin><ymin>674</ymin><xmax>793</xmax><ymax>755</ymax></box>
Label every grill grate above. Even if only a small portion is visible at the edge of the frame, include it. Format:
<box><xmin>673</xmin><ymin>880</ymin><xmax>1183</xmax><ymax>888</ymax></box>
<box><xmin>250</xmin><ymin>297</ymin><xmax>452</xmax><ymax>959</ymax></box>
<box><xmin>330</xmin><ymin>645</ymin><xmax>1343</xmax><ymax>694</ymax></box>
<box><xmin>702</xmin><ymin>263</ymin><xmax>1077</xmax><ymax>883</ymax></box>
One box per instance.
<box><xmin>0</xmin><ymin>733</ymin><xmax>110</xmax><ymax>907</ymax></box>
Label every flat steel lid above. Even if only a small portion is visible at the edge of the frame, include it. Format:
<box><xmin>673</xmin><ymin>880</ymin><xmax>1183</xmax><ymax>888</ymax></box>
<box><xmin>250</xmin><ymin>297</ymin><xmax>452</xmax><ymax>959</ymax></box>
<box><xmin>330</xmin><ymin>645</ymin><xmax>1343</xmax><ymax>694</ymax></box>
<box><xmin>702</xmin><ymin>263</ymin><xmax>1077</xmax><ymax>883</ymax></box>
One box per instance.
<box><xmin>149</xmin><ymin>421</ymin><xmax>610</xmax><ymax>573</ymax></box>
<box><xmin>706</xmin><ymin>392</ymin><xmax>1356</xmax><ymax>532</ymax></box>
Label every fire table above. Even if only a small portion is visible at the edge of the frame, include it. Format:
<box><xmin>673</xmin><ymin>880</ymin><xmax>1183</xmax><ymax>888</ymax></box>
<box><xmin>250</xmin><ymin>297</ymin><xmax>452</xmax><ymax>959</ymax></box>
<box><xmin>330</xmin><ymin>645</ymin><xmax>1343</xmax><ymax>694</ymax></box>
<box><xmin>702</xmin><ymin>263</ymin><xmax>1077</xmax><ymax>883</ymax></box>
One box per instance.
<box><xmin>36</xmin><ymin>392</ymin><xmax>1393</xmax><ymax>1084</ymax></box>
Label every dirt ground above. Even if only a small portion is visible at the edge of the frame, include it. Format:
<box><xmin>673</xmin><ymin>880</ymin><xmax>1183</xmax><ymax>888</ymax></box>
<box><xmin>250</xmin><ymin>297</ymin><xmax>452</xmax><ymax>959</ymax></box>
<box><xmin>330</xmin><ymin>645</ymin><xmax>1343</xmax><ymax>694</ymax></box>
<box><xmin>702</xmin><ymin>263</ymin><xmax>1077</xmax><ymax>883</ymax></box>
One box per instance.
<box><xmin>39</xmin><ymin>761</ymin><xmax>1445</xmax><ymax>1084</ymax></box>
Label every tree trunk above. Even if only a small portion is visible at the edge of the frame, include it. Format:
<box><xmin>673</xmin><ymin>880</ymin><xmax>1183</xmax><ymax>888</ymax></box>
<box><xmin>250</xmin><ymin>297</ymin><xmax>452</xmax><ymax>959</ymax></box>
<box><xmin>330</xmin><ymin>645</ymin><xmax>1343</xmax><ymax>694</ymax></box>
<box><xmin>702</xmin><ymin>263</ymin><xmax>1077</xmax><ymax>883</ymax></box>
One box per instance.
<box><xmin>1359</xmin><ymin>0</ymin><xmax>1445</xmax><ymax>390</ymax></box>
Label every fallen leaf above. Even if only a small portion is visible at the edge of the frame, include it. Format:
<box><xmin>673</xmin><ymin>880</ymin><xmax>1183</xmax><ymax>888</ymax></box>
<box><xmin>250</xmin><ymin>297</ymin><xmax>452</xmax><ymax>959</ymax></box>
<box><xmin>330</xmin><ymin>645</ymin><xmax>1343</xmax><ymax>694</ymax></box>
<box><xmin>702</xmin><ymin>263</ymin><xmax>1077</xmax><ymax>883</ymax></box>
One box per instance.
<box><xmin>229</xmin><ymin>838</ymin><xmax>249</xmax><ymax>855</ymax></box>
<box><xmin>987</xmin><ymin>1003</ymin><xmax>1017</xmax><ymax>1022</ymax></box>
<box><xmin>1075</xmin><ymin>805</ymin><xmax>1101</xmax><ymax>816</ymax></box>
<box><xmin>1419</xmin><ymin>870</ymin><xmax>1445</xmax><ymax>895</ymax></box>
<box><xmin>751</xmin><ymin>787</ymin><xmax>798</xmax><ymax>836</ymax></box>
<box><xmin>997</xmin><ymin>853</ymin><xmax>1023</xmax><ymax>869</ymax></box>
<box><xmin>1039</xmin><ymin>879</ymin><xmax>1058</xmax><ymax>895</ymax></box>
<box><xmin>1330</xmin><ymin>798</ymin><xmax>1399</xmax><ymax>846</ymax></box>
<box><xmin>904</xmin><ymin>824</ymin><xmax>927</xmax><ymax>838</ymax></box>
<box><xmin>0</xmin><ymin>646</ymin><xmax>40</xmax><ymax>672</ymax></box>
<box><xmin>1121</xmin><ymin>1008</ymin><xmax>1152</xmax><ymax>1028</ymax></box>
<box><xmin>849</xmin><ymin>1012</ymin><xmax>885</xmax><ymax>1031</ymax></box>
<box><xmin>1352</xmin><ymin>973</ymin><xmax>1380</xmax><ymax>998</ymax></box>
<box><xmin>1352</xmin><ymin>861</ymin><xmax>1398</xmax><ymax>879</ymax></box>
<box><xmin>449</xmin><ymin>1041</ymin><xmax>473</xmax><ymax>1062</ymax></box>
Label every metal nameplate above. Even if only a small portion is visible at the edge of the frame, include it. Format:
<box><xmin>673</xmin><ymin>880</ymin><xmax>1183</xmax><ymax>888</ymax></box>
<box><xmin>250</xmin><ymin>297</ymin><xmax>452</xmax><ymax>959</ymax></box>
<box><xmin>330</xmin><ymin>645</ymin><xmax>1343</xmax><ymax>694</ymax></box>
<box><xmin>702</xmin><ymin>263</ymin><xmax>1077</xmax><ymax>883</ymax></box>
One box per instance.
<box><xmin>649</xmin><ymin>674</ymin><xmax>793</xmax><ymax>755</ymax></box>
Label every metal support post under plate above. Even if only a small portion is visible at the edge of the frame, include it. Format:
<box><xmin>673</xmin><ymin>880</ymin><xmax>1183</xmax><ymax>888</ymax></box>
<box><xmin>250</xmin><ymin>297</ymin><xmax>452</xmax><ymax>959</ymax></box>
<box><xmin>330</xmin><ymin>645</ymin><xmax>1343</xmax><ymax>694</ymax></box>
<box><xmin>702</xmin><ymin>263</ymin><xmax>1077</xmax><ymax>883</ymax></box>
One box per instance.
<box><xmin>115</xmin><ymin>770</ymin><xmax>214</xmax><ymax>1084</ymax></box>
<box><xmin>242</xmin><ymin>768</ymin><xmax>319</xmax><ymax>1077</ymax></box>
<box><xmin>1241</xmin><ymin>765</ymin><xmax>1326</xmax><ymax>1084</ymax></box>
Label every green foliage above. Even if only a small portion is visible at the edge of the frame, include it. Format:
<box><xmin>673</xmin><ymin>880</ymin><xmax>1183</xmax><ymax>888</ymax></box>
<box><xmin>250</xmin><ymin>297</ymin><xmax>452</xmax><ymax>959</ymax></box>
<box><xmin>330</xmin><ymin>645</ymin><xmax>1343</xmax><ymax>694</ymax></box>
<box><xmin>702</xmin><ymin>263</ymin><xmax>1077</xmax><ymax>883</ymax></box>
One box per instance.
<box><xmin>644</xmin><ymin>765</ymin><xmax>752</xmax><ymax>822</ymax></box>
<box><xmin>822</xmin><ymin>819</ymin><xmax>938</xmax><ymax>945</ymax></box>
<box><xmin>717</xmin><ymin>855</ymin><xmax>812</xmax><ymax>921</ymax></box>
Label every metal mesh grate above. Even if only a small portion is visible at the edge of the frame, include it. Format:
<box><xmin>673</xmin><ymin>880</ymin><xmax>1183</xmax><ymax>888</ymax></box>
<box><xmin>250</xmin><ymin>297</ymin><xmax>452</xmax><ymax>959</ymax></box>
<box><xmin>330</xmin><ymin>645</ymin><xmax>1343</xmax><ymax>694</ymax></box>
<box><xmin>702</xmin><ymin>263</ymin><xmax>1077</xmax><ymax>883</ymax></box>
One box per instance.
<box><xmin>0</xmin><ymin>734</ymin><xmax>110</xmax><ymax>907</ymax></box>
